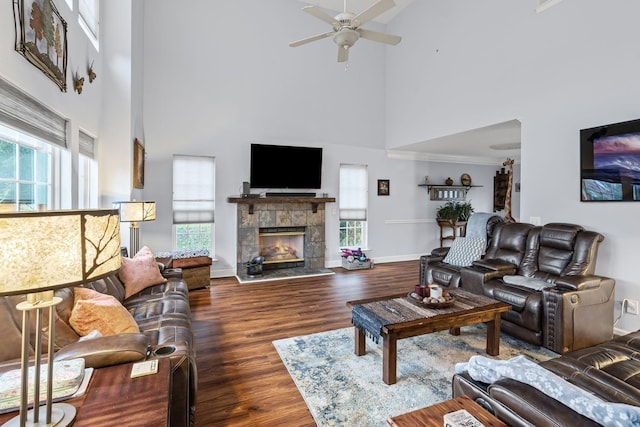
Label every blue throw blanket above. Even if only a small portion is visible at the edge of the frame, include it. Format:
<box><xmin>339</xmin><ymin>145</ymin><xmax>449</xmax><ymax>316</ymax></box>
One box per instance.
<box><xmin>456</xmin><ymin>355</ymin><xmax>640</xmax><ymax>426</ymax></box>
<box><xmin>465</xmin><ymin>212</ymin><xmax>498</xmax><ymax>239</ymax></box>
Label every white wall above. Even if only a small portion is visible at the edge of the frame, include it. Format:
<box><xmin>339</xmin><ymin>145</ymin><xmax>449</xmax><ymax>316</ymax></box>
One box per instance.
<box><xmin>139</xmin><ymin>0</ymin><xmax>490</xmax><ymax>270</ymax></box>
<box><xmin>386</xmin><ymin>0</ymin><xmax>640</xmax><ymax>333</ymax></box>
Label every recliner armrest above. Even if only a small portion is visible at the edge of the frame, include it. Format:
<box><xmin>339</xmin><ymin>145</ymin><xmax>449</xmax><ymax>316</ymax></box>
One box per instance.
<box><xmin>553</xmin><ymin>274</ymin><xmax>604</xmax><ymax>291</ymax></box>
<box><xmin>430</xmin><ymin>247</ymin><xmax>450</xmax><ymax>258</ymax></box>
<box><xmin>54</xmin><ymin>333</ymin><xmax>150</xmax><ymax>368</ymax></box>
<box><xmin>472</xmin><ymin>259</ymin><xmax>517</xmax><ymax>273</ymax></box>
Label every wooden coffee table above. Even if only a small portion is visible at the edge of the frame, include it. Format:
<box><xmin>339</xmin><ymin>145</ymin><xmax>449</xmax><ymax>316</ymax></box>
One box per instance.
<box><xmin>347</xmin><ymin>288</ymin><xmax>511</xmax><ymax>385</ymax></box>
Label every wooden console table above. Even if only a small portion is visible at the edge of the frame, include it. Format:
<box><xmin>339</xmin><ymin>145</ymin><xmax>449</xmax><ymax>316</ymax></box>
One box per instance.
<box><xmin>437</xmin><ymin>219</ymin><xmax>467</xmax><ymax>247</ymax></box>
<box><xmin>0</xmin><ymin>359</ymin><xmax>171</xmax><ymax>426</ymax></box>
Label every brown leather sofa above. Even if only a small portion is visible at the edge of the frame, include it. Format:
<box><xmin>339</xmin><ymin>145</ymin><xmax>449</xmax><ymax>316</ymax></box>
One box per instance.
<box><xmin>461</xmin><ymin>222</ymin><xmax>615</xmax><ymax>354</ymax></box>
<box><xmin>452</xmin><ymin>330</ymin><xmax>640</xmax><ymax>426</ymax></box>
<box><xmin>422</xmin><ymin>221</ymin><xmax>615</xmax><ymax>354</ymax></box>
<box><xmin>0</xmin><ymin>267</ymin><xmax>196</xmax><ymax>427</ymax></box>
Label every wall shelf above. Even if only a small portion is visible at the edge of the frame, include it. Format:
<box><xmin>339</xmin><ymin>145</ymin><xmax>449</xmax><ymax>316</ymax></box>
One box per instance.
<box><xmin>418</xmin><ymin>184</ymin><xmax>483</xmax><ymax>201</ymax></box>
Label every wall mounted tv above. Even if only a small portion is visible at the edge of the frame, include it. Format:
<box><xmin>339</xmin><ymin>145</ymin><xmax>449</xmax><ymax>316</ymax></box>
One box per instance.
<box><xmin>250</xmin><ymin>144</ymin><xmax>323</xmax><ymax>189</ymax></box>
<box><xmin>580</xmin><ymin>118</ymin><xmax>640</xmax><ymax>201</ymax></box>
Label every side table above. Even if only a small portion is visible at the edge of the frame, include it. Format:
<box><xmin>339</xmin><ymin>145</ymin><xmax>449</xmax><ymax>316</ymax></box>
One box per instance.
<box><xmin>387</xmin><ymin>396</ymin><xmax>507</xmax><ymax>427</ymax></box>
<box><xmin>0</xmin><ymin>359</ymin><xmax>171</xmax><ymax>427</ymax></box>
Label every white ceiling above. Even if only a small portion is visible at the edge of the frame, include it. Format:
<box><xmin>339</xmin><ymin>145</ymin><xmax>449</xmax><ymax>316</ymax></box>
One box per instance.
<box><xmin>293</xmin><ymin>1</ymin><xmax>522</xmax><ymax>163</ymax></box>
<box><xmin>387</xmin><ymin>120</ymin><xmax>522</xmax><ymax>165</ymax></box>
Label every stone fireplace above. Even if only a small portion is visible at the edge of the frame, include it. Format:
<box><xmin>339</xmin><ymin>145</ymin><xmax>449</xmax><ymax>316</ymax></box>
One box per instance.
<box><xmin>228</xmin><ymin>196</ymin><xmax>335</xmax><ymax>275</ymax></box>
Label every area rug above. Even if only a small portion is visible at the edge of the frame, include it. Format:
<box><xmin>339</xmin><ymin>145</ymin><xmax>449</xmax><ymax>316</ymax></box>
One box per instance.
<box><xmin>273</xmin><ymin>324</ymin><xmax>557</xmax><ymax>426</ymax></box>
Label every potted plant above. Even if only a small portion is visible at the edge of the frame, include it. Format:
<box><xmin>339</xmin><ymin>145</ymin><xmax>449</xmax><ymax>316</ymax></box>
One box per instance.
<box><xmin>436</xmin><ymin>201</ymin><xmax>474</xmax><ymax>222</ymax></box>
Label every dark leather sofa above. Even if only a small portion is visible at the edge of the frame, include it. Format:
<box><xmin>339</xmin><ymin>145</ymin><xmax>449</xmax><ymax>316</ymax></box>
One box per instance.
<box><xmin>453</xmin><ymin>330</ymin><xmax>640</xmax><ymax>426</ymax></box>
<box><xmin>421</xmin><ymin>221</ymin><xmax>615</xmax><ymax>354</ymax></box>
<box><xmin>0</xmin><ymin>267</ymin><xmax>196</xmax><ymax>426</ymax></box>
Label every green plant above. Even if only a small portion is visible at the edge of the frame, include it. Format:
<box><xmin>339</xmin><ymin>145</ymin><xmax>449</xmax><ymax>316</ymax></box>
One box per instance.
<box><xmin>436</xmin><ymin>201</ymin><xmax>474</xmax><ymax>221</ymax></box>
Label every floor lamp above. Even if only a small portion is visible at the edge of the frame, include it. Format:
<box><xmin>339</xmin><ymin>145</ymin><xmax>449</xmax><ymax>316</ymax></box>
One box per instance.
<box><xmin>0</xmin><ymin>209</ymin><xmax>121</xmax><ymax>427</ymax></box>
<box><xmin>114</xmin><ymin>201</ymin><xmax>156</xmax><ymax>255</ymax></box>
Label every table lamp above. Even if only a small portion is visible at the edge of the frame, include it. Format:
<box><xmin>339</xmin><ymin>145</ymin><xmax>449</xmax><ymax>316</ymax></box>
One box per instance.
<box><xmin>0</xmin><ymin>209</ymin><xmax>121</xmax><ymax>427</ymax></box>
<box><xmin>114</xmin><ymin>201</ymin><xmax>156</xmax><ymax>255</ymax></box>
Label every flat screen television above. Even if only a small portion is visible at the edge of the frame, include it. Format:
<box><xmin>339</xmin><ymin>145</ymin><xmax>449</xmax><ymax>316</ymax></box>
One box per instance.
<box><xmin>250</xmin><ymin>144</ymin><xmax>323</xmax><ymax>189</ymax></box>
<box><xmin>580</xmin><ymin>118</ymin><xmax>640</xmax><ymax>201</ymax></box>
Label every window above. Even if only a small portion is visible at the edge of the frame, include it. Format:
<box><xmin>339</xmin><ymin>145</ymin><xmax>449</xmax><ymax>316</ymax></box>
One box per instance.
<box><xmin>79</xmin><ymin>0</ymin><xmax>99</xmax><ymax>49</ymax></box>
<box><xmin>78</xmin><ymin>130</ymin><xmax>98</xmax><ymax>209</ymax></box>
<box><xmin>340</xmin><ymin>220</ymin><xmax>367</xmax><ymax>249</ymax></box>
<box><xmin>339</xmin><ymin>163</ymin><xmax>368</xmax><ymax>248</ymax></box>
<box><xmin>0</xmin><ymin>131</ymin><xmax>52</xmax><ymax>211</ymax></box>
<box><xmin>0</xmin><ymin>78</ymin><xmax>69</xmax><ymax>211</ymax></box>
<box><xmin>172</xmin><ymin>155</ymin><xmax>215</xmax><ymax>253</ymax></box>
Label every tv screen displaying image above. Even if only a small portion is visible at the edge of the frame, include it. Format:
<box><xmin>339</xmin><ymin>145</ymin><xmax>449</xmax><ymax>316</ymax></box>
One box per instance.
<box><xmin>250</xmin><ymin>144</ymin><xmax>323</xmax><ymax>189</ymax></box>
<box><xmin>580</xmin><ymin>118</ymin><xmax>640</xmax><ymax>201</ymax></box>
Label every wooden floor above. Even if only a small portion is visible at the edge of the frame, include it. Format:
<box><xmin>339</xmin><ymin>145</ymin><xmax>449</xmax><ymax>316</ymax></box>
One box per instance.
<box><xmin>190</xmin><ymin>260</ymin><xmax>420</xmax><ymax>426</ymax></box>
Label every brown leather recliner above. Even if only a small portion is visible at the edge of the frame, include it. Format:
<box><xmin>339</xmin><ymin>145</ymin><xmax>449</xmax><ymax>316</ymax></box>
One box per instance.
<box><xmin>463</xmin><ymin>223</ymin><xmax>615</xmax><ymax>353</ymax></box>
<box><xmin>419</xmin><ymin>214</ymin><xmax>504</xmax><ymax>288</ymax></box>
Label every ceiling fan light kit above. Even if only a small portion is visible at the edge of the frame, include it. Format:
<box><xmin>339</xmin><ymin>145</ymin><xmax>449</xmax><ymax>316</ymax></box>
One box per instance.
<box><xmin>289</xmin><ymin>0</ymin><xmax>402</xmax><ymax>65</ymax></box>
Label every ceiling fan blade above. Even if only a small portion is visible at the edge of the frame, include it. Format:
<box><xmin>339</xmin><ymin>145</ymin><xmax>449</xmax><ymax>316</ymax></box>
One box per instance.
<box><xmin>337</xmin><ymin>46</ymin><xmax>349</xmax><ymax>63</ymax></box>
<box><xmin>357</xmin><ymin>28</ymin><xmax>401</xmax><ymax>45</ymax></box>
<box><xmin>354</xmin><ymin>0</ymin><xmax>395</xmax><ymax>26</ymax></box>
<box><xmin>289</xmin><ymin>31</ymin><xmax>335</xmax><ymax>47</ymax></box>
<box><xmin>302</xmin><ymin>5</ymin><xmax>338</xmax><ymax>26</ymax></box>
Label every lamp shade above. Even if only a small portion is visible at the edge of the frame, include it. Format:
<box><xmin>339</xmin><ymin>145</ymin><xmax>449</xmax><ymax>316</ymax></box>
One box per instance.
<box><xmin>0</xmin><ymin>209</ymin><xmax>121</xmax><ymax>296</ymax></box>
<box><xmin>115</xmin><ymin>201</ymin><xmax>156</xmax><ymax>223</ymax></box>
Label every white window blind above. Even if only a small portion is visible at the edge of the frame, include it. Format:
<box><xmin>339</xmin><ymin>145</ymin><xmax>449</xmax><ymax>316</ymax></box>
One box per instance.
<box><xmin>173</xmin><ymin>155</ymin><xmax>215</xmax><ymax>224</ymax></box>
<box><xmin>339</xmin><ymin>163</ymin><xmax>368</xmax><ymax>221</ymax></box>
<box><xmin>0</xmin><ymin>77</ymin><xmax>68</xmax><ymax>148</ymax></box>
<box><xmin>79</xmin><ymin>130</ymin><xmax>95</xmax><ymax>159</ymax></box>
<box><xmin>79</xmin><ymin>0</ymin><xmax>99</xmax><ymax>39</ymax></box>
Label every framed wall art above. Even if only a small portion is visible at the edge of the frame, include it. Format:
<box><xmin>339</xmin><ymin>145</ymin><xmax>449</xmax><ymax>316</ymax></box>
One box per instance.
<box><xmin>378</xmin><ymin>179</ymin><xmax>390</xmax><ymax>196</ymax></box>
<box><xmin>13</xmin><ymin>0</ymin><xmax>68</xmax><ymax>92</ymax></box>
<box><xmin>133</xmin><ymin>139</ymin><xmax>145</xmax><ymax>189</ymax></box>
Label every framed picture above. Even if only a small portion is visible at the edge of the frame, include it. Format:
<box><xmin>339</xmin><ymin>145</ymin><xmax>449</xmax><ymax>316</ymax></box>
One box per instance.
<box><xmin>13</xmin><ymin>0</ymin><xmax>68</xmax><ymax>92</ymax></box>
<box><xmin>378</xmin><ymin>179</ymin><xmax>390</xmax><ymax>196</ymax></box>
<box><xmin>133</xmin><ymin>139</ymin><xmax>145</xmax><ymax>189</ymax></box>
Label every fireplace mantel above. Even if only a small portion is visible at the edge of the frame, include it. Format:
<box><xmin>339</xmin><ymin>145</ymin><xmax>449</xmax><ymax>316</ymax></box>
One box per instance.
<box><xmin>227</xmin><ymin>196</ymin><xmax>335</xmax><ymax>214</ymax></box>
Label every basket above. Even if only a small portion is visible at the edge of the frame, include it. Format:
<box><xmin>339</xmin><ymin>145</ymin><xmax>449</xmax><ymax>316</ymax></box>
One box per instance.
<box><xmin>341</xmin><ymin>258</ymin><xmax>374</xmax><ymax>270</ymax></box>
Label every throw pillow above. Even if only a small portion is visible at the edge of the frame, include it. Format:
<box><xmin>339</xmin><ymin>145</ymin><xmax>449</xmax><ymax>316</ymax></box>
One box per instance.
<box><xmin>118</xmin><ymin>246</ymin><xmax>167</xmax><ymax>299</ymax></box>
<box><xmin>69</xmin><ymin>287</ymin><xmax>139</xmax><ymax>336</ymax></box>
<box><xmin>442</xmin><ymin>237</ymin><xmax>486</xmax><ymax>267</ymax></box>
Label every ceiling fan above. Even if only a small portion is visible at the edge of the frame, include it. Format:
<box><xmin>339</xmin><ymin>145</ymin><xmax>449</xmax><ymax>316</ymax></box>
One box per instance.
<box><xmin>289</xmin><ymin>0</ymin><xmax>402</xmax><ymax>64</ymax></box>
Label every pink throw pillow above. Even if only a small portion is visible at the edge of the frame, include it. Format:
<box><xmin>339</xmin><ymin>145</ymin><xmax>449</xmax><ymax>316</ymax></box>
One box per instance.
<box><xmin>119</xmin><ymin>246</ymin><xmax>167</xmax><ymax>299</ymax></box>
<box><xmin>69</xmin><ymin>288</ymin><xmax>139</xmax><ymax>336</ymax></box>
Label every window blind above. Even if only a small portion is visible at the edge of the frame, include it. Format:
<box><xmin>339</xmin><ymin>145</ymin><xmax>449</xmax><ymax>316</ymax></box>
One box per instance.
<box><xmin>339</xmin><ymin>163</ymin><xmax>368</xmax><ymax>221</ymax></box>
<box><xmin>79</xmin><ymin>130</ymin><xmax>95</xmax><ymax>159</ymax></box>
<box><xmin>0</xmin><ymin>77</ymin><xmax>68</xmax><ymax>148</ymax></box>
<box><xmin>173</xmin><ymin>155</ymin><xmax>215</xmax><ymax>224</ymax></box>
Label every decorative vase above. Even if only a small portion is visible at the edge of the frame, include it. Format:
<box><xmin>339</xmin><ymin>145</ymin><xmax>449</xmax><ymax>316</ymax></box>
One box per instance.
<box><xmin>445</xmin><ymin>177</ymin><xmax>453</xmax><ymax>186</ymax></box>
